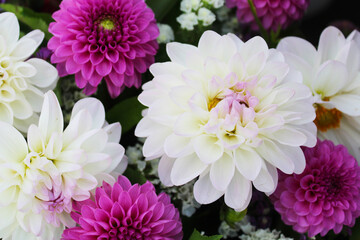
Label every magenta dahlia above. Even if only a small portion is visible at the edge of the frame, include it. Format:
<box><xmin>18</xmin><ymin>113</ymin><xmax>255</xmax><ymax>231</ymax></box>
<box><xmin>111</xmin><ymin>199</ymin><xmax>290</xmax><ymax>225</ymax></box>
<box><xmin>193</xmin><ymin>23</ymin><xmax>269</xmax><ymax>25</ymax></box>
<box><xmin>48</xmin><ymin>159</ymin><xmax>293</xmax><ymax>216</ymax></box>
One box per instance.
<box><xmin>48</xmin><ymin>0</ymin><xmax>159</xmax><ymax>98</ymax></box>
<box><xmin>271</xmin><ymin>140</ymin><xmax>360</xmax><ymax>237</ymax></box>
<box><xmin>62</xmin><ymin>176</ymin><xmax>183</xmax><ymax>240</ymax></box>
<box><xmin>226</xmin><ymin>0</ymin><xmax>309</xmax><ymax>31</ymax></box>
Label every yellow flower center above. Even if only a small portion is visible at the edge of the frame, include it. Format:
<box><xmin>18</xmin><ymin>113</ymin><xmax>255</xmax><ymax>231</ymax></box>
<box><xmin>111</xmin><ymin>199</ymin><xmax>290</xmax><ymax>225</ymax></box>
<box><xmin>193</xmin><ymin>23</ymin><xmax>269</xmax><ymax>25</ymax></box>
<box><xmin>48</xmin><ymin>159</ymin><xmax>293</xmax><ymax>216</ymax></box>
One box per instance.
<box><xmin>314</xmin><ymin>104</ymin><xmax>342</xmax><ymax>132</ymax></box>
<box><xmin>208</xmin><ymin>97</ymin><xmax>222</xmax><ymax>111</ymax></box>
<box><xmin>100</xmin><ymin>18</ymin><xmax>116</xmax><ymax>30</ymax></box>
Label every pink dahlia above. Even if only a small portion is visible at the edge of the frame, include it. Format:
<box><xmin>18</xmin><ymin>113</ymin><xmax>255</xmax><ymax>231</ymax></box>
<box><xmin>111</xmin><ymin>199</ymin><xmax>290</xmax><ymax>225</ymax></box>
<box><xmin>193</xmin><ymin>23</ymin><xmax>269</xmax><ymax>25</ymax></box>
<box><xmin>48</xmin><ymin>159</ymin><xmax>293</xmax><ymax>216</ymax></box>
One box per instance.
<box><xmin>62</xmin><ymin>176</ymin><xmax>183</xmax><ymax>240</ymax></box>
<box><xmin>271</xmin><ymin>140</ymin><xmax>360</xmax><ymax>237</ymax></box>
<box><xmin>48</xmin><ymin>0</ymin><xmax>159</xmax><ymax>98</ymax></box>
<box><xmin>226</xmin><ymin>0</ymin><xmax>309</xmax><ymax>31</ymax></box>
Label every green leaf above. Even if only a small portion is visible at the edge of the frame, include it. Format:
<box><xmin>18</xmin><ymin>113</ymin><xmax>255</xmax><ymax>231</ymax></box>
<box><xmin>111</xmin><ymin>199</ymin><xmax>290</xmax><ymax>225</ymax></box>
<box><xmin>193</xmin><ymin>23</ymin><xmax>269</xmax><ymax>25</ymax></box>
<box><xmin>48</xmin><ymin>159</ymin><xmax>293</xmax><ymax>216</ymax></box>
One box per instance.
<box><xmin>106</xmin><ymin>97</ymin><xmax>146</xmax><ymax>134</ymax></box>
<box><xmin>189</xmin><ymin>229</ymin><xmax>222</xmax><ymax>240</ymax></box>
<box><xmin>123</xmin><ymin>166</ymin><xmax>147</xmax><ymax>185</ymax></box>
<box><xmin>0</xmin><ymin>3</ymin><xmax>52</xmax><ymax>40</ymax></box>
<box><xmin>146</xmin><ymin>0</ymin><xmax>181</xmax><ymax>22</ymax></box>
<box><xmin>220</xmin><ymin>206</ymin><xmax>247</xmax><ymax>228</ymax></box>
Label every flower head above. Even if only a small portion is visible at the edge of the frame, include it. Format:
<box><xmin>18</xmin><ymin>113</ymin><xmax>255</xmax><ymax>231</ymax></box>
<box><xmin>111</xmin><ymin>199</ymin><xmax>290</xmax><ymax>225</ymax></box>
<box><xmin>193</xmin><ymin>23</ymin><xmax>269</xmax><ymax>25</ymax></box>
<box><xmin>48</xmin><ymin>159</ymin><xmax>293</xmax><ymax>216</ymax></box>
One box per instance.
<box><xmin>157</xmin><ymin>24</ymin><xmax>175</xmax><ymax>44</ymax></box>
<box><xmin>277</xmin><ymin>26</ymin><xmax>360</xmax><ymax>161</ymax></box>
<box><xmin>62</xmin><ymin>176</ymin><xmax>183</xmax><ymax>240</ymax></box>
<box><xmin>226</xmin><ymin>0</ymin><xmax>309</xmax><ymax>31</ymax></box>
<box><xmin>135</xmin><ymin>30</ymin><xmax>316</xmax><ymax>211</ymax></box>
<box><xmin>271</xmin><ymin>140</ymin><xmax>360</xmax><ymax>237</ymax></box>
<box><xmin>48</xmin><ymin>0</ymin><xmax>159</xmax><ymax>98</ymax></box>
<box><xmin>0</xmin><ymin>12</ymin><xmax>58</xmax><ymax>132</ymax></box>
<box><xmin>0</xmin><ymin>91</ymin><xmax>126</xmax><ymax>239</ymax></box>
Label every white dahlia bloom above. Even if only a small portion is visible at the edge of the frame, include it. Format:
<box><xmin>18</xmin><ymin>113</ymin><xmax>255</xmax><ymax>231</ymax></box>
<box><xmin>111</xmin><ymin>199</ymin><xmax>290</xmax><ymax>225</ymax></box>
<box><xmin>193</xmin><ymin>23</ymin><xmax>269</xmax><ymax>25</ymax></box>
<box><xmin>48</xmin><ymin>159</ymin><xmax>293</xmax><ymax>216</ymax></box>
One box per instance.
<box><xmin>0</xmin><ymin>12</ymin><xmax>58</xmax><ymax>132</ymax></box>
<box><xmin>277</xmin><ymin>26</ymin><xmax>360</xmax><ymax>160</ymax></box>
<box><xmin>0</xmin><ymin>91</ymin><xmax>126</xmax><ymax>239</ymax></box>
<box><xmin>135</xmin><ymin>31</ymin><xmax>317</xmax><ymax>211</ymax></box>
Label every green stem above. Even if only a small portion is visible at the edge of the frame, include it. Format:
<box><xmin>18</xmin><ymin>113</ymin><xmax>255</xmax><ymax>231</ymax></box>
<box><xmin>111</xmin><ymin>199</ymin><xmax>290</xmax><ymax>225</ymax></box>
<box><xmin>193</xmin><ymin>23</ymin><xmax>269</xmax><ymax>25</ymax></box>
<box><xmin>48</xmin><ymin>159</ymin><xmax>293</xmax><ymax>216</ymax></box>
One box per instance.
<box><xmin>247</xmin><ymin>0</ymin><xmax>270</xmax><ymax>42</ymax></box>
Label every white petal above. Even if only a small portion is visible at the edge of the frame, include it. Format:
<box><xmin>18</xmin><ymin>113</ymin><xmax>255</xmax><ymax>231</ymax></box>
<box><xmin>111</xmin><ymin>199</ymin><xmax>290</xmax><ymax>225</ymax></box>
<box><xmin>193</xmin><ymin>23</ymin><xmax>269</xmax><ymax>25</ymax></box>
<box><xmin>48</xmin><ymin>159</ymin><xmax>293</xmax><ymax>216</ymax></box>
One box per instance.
<box><xmin>224</xmin><ymin>171</ymin><xmax>252</xmax><ymax>211</ymax></box>
<box><xmin>198</xmin><ymin>30</ymin><xmax>222</xmax><ymax>57</ymax></box>
<box><xmin>318</xmin><ymin>26</ymin><xmax>346</xmax><ymax>62</ymax></box>
<box><xmin>23</xmin><ymin>86</ymin><xmax>45</xmax><ymax>112</ymax></box>
<box><xmin>281</xmin><ymin>52</ymin><xmax>313</xmax><ymax>85</ymax></box>
<box><xmin>71</xmin><ymin>97</ymin><xmax>105</xmax><ymax>129</ymax></box>
<box><xmin>158</xmin><ymin>155</ymin><xmax>176</xmax><ymax>186</ymax></box>
<box><xmin>0</xmin><ymin>12</ymin><xmax>19</xmax><ymax>51</ymax></box>
<box><xmin>102</xmin><ymin>142</ymin><xmax>125</xmax><ymax>173</ymax></box>
<box><xmin>142</xmin><ymin>128</ymin><xmax>170</xmax><ymax>159</ymax></box>
<box><xmin>38</xmin><ymin>91</ymin><xmax>64</xmax><ymax>142</ymax></box>
<box><xmin>210</xmin><ymin>153</ymin><xmax>235</xmax><ymax>191</ymax></box>
<box><xmin>253</xmin><ymin>161</ymin><xmax>278</xmax><ymax>194</ymax></box>
<box><xmin>280</xmin><ymin>145</ymin><xmax>306</xmax><ymax>174</ymax></box>
<box><xmin>277</xmin><ymin>36</ymin><xmax>317</xmax><ymax>64</ymax></box>
<box><xmin>312</xmin><ymin>60</ymin><xmax>348</xmax><ymax>97</ymax></box>
<box><xmin>293</xmin><ymin>123</ymin><xmax>317</xmax><ymax>148</ymax></box>
<box><xmin>27</xmin><ymin>124</ymin><xmax>44</xmax><ymax>153</ymax></box>
<box><xmin>0</xmin><ymin>122</ymin><xmax>28</xmax><ymax>163</ymax></box>
<box><xmin>193</xmin><ymin>134</ymin><xmax>223</xmax><ymax>164</ymax></box>
<box><xmin>234</xmin><ymin>147</ymin><xmax>262</xmax><ymax>181</ymax></box>
<box><xmin>256</xmin><ymin>139</ymin><xmax>295</xmax><ymax>174</ymax></box>
<box><xmin>62</xmin><ymin>110</ymin><xmax>92</xmax><ymax>147</ymax></box>
<box><xmin>194</xmin><ymin>172</ymin><xmax>224</xmax><ymax>204</ymax></box>
<box><xmin>83</xmin><ymin>153</ymin><xmax>112</xmax><ymax>175</ymax></box>
<box><xmin>164</xmin><ymin>134</ymin><xmax>192</xmax><ymax>158</ymax></box>
<box><xmin>0</xmin><ymin>103</ymin><xmax>13</xmax><ymax>124</ymax></box>
<box><xmin>330</xmin><ymin>94</ymin><xmax>360</xmax><ymax>116</ymax></box>
<box><xmin>135</xmin><ymin>117</ymin><xmax>161</xmax><ymax>137</ymax></box>
<box><xmin>44</xmin><ymin>132</ymin><xmax>63</xmax><ymax>159</ymax></box>
<box><xmin>11</xmin><ymin>30</ymin><xmax>44</xmax><ymax>60</ymax></box>
<box><xmin>271</xmin><ymin>127</ymin><xmax>307</xmax><ymax>146</ymax></box>
<box><xmin>9</xmin><ymin>95</ymin><xmax>33</xmax><ymax>120</ymax></box>
<box><xmin>171</xmin><ymin>153</ymin><xmax>208</xmax><ymax>185</ymax></box>
<box><xmin>103</xmin><ymin>122</ymin><xmax>122</xmax><ymax>143</ymax></box>
<box><xmin>173</xmin><ymin>112</ymin><xmax>203</xmax><ymax>137</ymax></box>
<box><xmin>166</xmin><ymin>42</ymin><xmax>203</xmax><ymax>70</ymax></box>
<box><xmin>26</xmin><ymin>58</ymin><xmax>58</xmax><ymax>88</ymax></box>
<box><xmin>13</xmin><ymin>113</ymin><xmax>39</xmax><ymax>133</ymax></box>
<box><xmin>239</xmin><ymin>36</ymin><xmax>268</xmax><ymax>60</ymax></box>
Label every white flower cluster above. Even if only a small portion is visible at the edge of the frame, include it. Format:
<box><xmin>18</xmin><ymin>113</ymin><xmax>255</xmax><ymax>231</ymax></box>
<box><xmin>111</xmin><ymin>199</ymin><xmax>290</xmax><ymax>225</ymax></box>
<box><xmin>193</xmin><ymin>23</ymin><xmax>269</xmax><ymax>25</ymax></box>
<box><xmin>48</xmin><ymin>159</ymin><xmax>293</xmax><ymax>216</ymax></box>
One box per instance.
<box><xmin>240</xmin><ymin>229</ymin><xmax>293</xmax><ymax>240</ymax></box>
<box><xmin>177</xmin><ymin>0</ymin><xmax>224</xmax><ymax>30</ymax></box>
<box><xmin>157</xmin><ymin>23</ymin><xmax>175</xmax><ymax>44</ymax></box>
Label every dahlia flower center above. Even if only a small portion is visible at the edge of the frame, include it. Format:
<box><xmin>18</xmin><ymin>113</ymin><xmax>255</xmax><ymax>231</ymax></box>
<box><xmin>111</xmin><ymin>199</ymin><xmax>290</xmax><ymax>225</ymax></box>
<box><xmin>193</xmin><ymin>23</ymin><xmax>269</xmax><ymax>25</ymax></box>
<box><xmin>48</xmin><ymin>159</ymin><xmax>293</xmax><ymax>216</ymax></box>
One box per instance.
<box><xmin>314</xmin><ymin>104</ymin><xmax>342</xmax><ymax>132</ymax></box>
<box><xmin>96</xmin><ymin>15</ymin><xmax>118</xmax><ymax>31</ymax></box>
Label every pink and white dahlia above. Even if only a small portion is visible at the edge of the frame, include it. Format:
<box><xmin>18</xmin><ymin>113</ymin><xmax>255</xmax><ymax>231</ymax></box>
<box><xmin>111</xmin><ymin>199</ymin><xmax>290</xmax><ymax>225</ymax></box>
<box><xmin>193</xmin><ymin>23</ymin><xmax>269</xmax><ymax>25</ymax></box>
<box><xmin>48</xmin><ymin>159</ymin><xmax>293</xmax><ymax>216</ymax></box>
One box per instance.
<box><xmin>0</xmin><ymin>12</ymin><xmax>58</xmax><ymax>132</ymax></box>
<box><xmin>135</xmin><ymin>30</ymin><xmax>317</xmax><ymax>211</ymax></box>
<box><xmin>62</xmin><ymin>176</ymin><xmax>183</xmax><ymax>240</ymax></box>
<box><xmin>277</xmin><ymin>26</ymin><xmax>360</xmax><ymax>161</ymax></box>
<box><xmin>271</xmin><ymin>140</ymin><xmax>360</xmax><ymax>237</ymax></box>
<box><xmin>226</xmin><ymin>0</ymin><xmax>309</xmax><ymax>31</ymax></box>
<box><xmin>0</xmin><ymin>91</ymin><xmax>126</xmax><ymax>239</ymax></box>
<box><xmin>48</xmin><ymin>0</ymin><xmax>159</xmax><ymax>98</ymax></box>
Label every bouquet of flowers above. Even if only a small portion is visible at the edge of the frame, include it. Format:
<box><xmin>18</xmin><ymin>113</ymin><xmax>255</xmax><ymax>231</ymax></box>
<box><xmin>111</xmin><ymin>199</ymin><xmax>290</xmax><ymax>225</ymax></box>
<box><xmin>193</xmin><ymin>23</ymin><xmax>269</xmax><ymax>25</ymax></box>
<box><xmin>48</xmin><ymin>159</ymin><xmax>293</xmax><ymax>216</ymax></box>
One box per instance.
<box><xmin>0</xmin><ymin>0</ymin><xmax>359</xmax><ymax>239</ymax></box>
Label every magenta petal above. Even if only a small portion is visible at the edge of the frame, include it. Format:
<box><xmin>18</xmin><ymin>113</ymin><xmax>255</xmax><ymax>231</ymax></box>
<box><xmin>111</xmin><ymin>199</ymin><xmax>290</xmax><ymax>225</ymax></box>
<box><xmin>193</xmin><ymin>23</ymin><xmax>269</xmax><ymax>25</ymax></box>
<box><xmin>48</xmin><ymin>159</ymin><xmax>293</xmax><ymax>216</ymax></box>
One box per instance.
<box><xmin>95</xmin><ymin>60</ymin><xmax>112</xmax><ymax>76</ymax></box>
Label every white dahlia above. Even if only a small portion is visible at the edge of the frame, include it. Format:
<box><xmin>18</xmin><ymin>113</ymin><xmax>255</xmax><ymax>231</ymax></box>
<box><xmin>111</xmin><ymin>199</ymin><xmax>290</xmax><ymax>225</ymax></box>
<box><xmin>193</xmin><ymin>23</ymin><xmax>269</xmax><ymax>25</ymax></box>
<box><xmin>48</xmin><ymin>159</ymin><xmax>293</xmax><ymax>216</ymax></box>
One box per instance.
<box><xmin>277</xmin><ymin>26</ymin><xmax>360</xmax><ymax>160</ymax></box>
<box><xmin>135</xmin><ymin>30</ymin><xmax>317</xmax><ymax>211</ymax></box>
<box><xmin>0</xmin><ymin>12</ymin><xmax>58</xmax><ymax>132</ymax></box>
<box><xmin>0</xmin><ymin>91</ymin><xmax>126</xmax><ymax>239</ymax></box>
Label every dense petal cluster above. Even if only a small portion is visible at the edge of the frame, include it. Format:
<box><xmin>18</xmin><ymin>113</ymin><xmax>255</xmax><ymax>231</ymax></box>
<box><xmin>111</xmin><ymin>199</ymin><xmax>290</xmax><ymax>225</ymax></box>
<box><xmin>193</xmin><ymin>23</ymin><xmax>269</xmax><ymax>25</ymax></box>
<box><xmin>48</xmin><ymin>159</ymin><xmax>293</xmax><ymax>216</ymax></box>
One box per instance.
<box><xmin>48</xmin><ymin>0</ymin><xmax>159</xmax><ymax>98</ymax></box>
<box><xmin>226</xmin><ymin>0</ymin><xmax>309</xmax><ymax>31</ymax></box>
<box><xmin>62</xmin><ymin>176</ymin><xmax>183</xmax><ymax>240</ymax></box>
<box><xmin>0</xmin><ymin>12</ymin><xmax>58</xmax><ymax>132</ymax></box>
<box><xmin>271</xmin><ymin>140</ymin><xmax>360</xmax><ymax>237</ymax></box>
<box><xmin>135</xmin><ymin>30</ymin><xmax>316</xmax><ymax>211</ymax></box>
<box><xmin>277</xmin><ymin>26</ymin><xmax>360</xmax><ymax>161</ymax></box>
<box><xmin>0</xmin><ymin>91</ymin><xmax>126</xmax><ymax>239</ymax></box>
